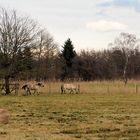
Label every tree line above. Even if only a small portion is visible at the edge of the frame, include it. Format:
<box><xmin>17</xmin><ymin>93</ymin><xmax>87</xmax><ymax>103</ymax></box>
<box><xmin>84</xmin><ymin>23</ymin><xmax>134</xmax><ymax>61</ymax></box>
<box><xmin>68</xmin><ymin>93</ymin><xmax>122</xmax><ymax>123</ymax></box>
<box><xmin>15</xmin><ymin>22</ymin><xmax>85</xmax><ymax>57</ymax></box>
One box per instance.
<box><xmin>0</xmin><ymin>8</ymin><xmax>140</xmax><ymax>94</ymax></box>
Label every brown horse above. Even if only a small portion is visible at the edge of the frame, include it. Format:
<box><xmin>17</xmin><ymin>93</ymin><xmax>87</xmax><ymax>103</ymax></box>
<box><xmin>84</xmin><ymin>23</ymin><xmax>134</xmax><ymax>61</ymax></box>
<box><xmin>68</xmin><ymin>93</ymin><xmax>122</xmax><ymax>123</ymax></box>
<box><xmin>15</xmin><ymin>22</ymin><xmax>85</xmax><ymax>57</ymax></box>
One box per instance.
<box><xmin>22</xmin><ymin>82</ymin><xmax>44</xmax><ymax>95</ymax></box>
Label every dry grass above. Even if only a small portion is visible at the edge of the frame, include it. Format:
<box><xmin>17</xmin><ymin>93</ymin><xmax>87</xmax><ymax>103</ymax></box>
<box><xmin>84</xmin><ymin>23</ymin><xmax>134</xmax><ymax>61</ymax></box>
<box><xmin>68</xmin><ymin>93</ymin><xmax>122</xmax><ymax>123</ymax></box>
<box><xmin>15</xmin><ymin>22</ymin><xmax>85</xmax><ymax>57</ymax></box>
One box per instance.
<box><xmin>0</xmin><ymin>81</ymin><xmax>140</xmax><ymax>139</ymax></box>
<box><xmin>39</xmin><ymin>80</ymin><xmax>140</xmax><ymax>95</ymax></box>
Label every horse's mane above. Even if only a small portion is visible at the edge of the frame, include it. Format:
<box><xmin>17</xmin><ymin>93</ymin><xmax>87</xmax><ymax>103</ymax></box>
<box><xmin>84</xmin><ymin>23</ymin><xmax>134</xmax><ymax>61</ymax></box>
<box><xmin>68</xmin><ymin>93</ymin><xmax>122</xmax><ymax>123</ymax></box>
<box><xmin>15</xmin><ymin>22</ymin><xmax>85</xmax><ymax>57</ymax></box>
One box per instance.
<box><xmin>22</xmin><ymin>85</ymin><xmax>28</xmax><ymax>90</ymax></box>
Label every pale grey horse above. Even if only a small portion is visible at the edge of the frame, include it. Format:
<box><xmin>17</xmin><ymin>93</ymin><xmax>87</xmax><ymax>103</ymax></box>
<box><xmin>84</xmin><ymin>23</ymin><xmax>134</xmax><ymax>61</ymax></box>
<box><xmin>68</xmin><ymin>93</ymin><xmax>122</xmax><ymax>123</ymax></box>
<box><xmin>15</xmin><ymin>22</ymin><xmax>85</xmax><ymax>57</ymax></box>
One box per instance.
<box><xmin>61</xmin><ymin>83</ymin><xmax>80</xmax><ymax>94</ymax></box>
<box><xmin>22</xmin><ymin>82</ymin><xmax>44</xmax><ymax>95</ymax></box>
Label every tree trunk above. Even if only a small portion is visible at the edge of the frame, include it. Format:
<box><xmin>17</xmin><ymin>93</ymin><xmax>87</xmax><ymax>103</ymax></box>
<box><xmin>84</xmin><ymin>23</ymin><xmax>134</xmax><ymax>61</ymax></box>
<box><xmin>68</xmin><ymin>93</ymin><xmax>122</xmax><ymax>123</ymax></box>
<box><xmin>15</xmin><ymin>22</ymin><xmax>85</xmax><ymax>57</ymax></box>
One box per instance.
<box><xmin>123</xmin><ymin>56</ymin><xmax>128</xmax><ymax>85</ymax></box>
<box><xmin>123</xmin><ymin>67</ymin><xmax>128</xmax><ymax>85</ymax></box>
<box><xmin>4</xmin><ymin>76</ymin><xmax>10</xmax><ymax>95</ymax></box>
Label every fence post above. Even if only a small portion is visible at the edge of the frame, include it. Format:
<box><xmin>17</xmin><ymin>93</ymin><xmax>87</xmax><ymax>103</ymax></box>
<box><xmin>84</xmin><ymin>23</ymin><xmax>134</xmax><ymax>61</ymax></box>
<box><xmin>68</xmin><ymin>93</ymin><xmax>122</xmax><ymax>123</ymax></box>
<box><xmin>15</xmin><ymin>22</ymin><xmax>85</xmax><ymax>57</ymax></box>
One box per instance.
<box><xmin>135</xmin><ymin>84</ymin><xmax>138</xmax><ymax>93</ymax></box>
<box><xmin>49</xmin><ymin>81</ymin><xmax>51</xmax><ymax>94</ymax></box>
<box><xmin>107</xmin><ymin>85</ymin><xmax>110</xmax><ymax>94</ymax></box>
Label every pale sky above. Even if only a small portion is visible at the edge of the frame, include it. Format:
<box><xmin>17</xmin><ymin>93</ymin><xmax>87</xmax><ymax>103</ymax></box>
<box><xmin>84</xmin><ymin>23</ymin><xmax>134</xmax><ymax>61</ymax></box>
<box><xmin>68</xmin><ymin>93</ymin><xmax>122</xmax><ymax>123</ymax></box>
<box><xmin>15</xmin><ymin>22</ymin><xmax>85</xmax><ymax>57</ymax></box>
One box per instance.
<box><xmin>0</xmin><ymin>0</ymin><xmax>140</xmax><ymax>51</ymax></box>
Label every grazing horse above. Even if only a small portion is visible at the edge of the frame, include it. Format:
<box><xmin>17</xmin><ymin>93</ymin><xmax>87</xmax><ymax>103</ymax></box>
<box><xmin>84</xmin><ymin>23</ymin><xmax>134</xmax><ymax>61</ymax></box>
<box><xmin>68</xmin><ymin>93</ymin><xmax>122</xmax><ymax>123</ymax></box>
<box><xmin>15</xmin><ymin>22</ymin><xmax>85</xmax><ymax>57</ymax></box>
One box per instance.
<box><xmin>22</xmin><ymin>82</ymin><xmax>44</xmax><ymax>95</ymax></box>
<box><xmin>61</xmin><ymin>83</ymin><xmax>80</xmax><ymax>94</ymax></box>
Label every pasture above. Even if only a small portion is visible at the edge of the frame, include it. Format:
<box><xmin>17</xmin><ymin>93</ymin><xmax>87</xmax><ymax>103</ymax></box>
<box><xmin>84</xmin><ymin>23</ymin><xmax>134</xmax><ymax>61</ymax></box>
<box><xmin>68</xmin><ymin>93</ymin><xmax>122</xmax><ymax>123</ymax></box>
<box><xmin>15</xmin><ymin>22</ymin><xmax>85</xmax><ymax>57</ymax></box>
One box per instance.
<box><xmin>0</xmin><ymin>81</ymin><xmax>140</xmax><ymax>139</ymax></box>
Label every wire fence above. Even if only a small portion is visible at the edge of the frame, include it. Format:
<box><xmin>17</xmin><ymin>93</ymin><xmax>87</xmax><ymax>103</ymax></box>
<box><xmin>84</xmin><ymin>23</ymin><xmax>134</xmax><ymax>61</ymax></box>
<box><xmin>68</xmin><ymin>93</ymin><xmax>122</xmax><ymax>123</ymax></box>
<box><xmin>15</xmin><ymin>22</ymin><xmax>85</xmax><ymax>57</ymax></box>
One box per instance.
<box><xmin>0</xmin><ymin>81</ymin><xmax>140</xmax><ymax>95</ymax></box>
<box><xmin>41</xmin><ymin>81</ymin><xmax>140</xmax><ymax>95</ymax></box>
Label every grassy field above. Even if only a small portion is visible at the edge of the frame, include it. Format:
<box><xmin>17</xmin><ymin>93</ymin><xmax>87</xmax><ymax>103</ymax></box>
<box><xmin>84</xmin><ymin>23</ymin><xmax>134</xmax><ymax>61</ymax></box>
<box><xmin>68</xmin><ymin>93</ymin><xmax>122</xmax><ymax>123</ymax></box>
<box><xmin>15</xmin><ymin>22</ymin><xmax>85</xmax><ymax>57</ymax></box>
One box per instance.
<box><xmin>0</xmin><ymin>81</ymin><xmax>140</xmax><ymax>139</ymax></box>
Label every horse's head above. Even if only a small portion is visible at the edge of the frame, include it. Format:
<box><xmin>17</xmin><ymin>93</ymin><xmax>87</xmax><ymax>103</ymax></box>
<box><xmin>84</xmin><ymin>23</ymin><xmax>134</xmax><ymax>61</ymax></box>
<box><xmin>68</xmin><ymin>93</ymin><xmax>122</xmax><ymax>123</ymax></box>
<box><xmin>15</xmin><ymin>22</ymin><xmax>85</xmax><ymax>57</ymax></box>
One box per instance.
<box><xmin>37</xmin><ymin>82</ymin><xmax>44</xmax><ymax>87</ymax></box>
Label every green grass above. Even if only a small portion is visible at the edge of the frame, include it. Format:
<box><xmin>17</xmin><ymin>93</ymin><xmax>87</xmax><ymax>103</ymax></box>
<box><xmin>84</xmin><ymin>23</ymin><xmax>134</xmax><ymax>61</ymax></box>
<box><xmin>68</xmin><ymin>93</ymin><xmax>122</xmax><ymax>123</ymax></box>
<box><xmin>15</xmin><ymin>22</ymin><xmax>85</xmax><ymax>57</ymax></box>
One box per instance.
<box><xmin>0</xmin><ymin>81</ymin><xmax>140</xmax><ymax>139</ymax></box>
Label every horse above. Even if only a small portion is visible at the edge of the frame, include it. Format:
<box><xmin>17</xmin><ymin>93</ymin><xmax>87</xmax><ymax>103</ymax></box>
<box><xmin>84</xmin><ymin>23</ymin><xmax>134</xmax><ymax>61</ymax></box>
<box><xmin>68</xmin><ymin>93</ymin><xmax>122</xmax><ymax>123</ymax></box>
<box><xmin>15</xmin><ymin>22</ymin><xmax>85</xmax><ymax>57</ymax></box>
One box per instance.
<box><xmin>22</xmin><ymin>82</ymin><xmax>44</xmax><ymax>95</ymax></box>
<box><xmin>61</xmin><ymin>83</ymin><xmax>80</xmax><ymax>94</ymax></box>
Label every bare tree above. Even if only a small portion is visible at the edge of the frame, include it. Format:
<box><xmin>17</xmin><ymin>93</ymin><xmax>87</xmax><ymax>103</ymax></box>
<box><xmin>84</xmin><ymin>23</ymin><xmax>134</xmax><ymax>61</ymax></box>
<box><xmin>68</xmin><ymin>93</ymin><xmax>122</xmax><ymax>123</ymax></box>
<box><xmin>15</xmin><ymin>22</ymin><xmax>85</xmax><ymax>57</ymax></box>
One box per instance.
<box><xmin>34</xmin><ymin>29</ymin><xmax>59</xmax><ymax>81</ymax></box>
<box><xmin>110</xmin><ymin>33</ymin><xmax>139</xmax><ymax>84</ymax></box>
<box><xmin>0</xmin><ymin>8</ymin><xmax>39</xmax><ymax>94</ymax></box>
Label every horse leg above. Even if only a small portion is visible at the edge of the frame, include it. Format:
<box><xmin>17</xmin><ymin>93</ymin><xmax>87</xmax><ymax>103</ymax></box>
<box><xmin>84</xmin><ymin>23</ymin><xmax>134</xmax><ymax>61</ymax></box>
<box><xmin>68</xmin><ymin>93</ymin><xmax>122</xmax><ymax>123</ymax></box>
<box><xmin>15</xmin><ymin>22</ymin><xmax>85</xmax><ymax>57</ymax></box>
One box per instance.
<box><xmin>77</xmin><ymin>88</ymin><xmax>80</xmax><ymax>94</ymax></box>
<box><xmin>36</xmin><ymin>90</ymin><xmax>39</xmax><ymax>95</ymax></box>
<box><xmin>26</xmin><ymin>89</ymin><xmax>29</xmax><ymax>96</ymax></box>
<box><xmin>25</xmin><ymin>90</ymin><xmax>28</xmax><ymax>96</ymax></box>
<box><xmin>77</xmin><ymin>85</ymin><xmax>80</xmax><ymax>94</ymax></box>
<box><xmin>61</xmin><ymin>85</ymin><xmax>63</xmax><ymax>94</ymax></box>
<box><xmin>72</xmin><ymin>89</ymin><xmax>75</xmax><ymax>94</ymax></box>
<box><xmin>61</xmin><ymin>88</ymin><xmax>63</xmax><ymax>94</ymax></box>
<box><xmin>28</xmin><ymin>88</ymin><xmax>32</xmax><ymax>95</ymax></box>
<box><xmin>70</xmin><ymin>89</ymin><xmax>72</xmax><ymax>94</ymax></box>
<box><xmin>33</xmin><ymin>89</ymin><xmax>36</xmax><ymax>95</ymax></box>
<box><xmin>75</xmin><ymin>89</ymin><xmax>78</xmax><ymax>94</ymax></box>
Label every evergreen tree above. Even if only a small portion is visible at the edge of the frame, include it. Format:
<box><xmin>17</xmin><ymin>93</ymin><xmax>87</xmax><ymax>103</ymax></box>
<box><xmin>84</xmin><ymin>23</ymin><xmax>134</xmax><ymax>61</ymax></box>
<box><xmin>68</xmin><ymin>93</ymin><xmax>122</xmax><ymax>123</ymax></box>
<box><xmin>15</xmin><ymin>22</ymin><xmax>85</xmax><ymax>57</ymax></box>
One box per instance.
<box><xmin>60</xmin><ymin>38</ymin><xmax>76</xmax><ymax>80</ymax></box>
<box><xmin>62</xmin><ymin>38</ymin><xmax>76</xmax><ymax>67</ymax></box>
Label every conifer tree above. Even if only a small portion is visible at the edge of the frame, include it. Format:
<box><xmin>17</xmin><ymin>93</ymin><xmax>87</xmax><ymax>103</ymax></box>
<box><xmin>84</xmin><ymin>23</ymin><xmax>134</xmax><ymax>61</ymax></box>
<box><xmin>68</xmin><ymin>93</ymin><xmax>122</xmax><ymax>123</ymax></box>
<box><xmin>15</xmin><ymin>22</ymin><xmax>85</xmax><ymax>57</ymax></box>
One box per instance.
<box><xmin>62</xmin><ymin>38</ymin><xmax>76</xmax><ymax>67</ymax></box>
<box><xmin>61</xmin><ymin>38</ymin><xmax>76</xmax><ymax>80</ymax></box>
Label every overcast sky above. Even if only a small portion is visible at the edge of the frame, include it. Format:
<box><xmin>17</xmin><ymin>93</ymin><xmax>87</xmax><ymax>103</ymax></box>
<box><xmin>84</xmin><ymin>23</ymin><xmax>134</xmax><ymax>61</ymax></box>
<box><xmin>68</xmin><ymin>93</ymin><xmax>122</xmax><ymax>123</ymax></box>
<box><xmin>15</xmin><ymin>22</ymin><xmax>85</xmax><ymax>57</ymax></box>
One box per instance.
<box><xmin>0</xmin><ymin>0</ymin><xmax>140</xmax><ymax>51</ymax></box>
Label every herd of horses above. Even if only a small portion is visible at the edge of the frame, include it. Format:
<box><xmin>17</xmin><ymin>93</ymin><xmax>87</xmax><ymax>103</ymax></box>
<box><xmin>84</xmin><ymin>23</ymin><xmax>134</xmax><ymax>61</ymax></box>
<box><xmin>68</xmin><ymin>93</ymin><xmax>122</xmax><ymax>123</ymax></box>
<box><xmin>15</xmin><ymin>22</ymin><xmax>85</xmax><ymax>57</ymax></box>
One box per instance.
<box><xmin>21</xmin><ymin>82</ymin><xmax>80</xmax><ymax>95</ymax></box>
